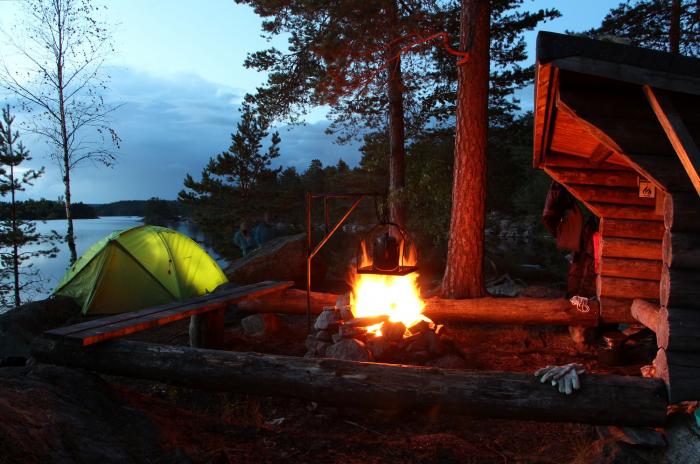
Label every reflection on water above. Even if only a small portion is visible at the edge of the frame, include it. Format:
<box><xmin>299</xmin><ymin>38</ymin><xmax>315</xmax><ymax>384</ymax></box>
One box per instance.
<box><xmin>1</xmin><ymin>217</ymin><xmax>227</xmax><ymax>310</ymax></box>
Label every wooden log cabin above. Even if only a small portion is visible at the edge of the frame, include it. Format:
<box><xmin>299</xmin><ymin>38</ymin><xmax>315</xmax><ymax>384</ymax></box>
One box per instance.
<box><xmin>534</xmin><ymin>32</ymin><xmax>700</xmax><ymax>403</ymax></box>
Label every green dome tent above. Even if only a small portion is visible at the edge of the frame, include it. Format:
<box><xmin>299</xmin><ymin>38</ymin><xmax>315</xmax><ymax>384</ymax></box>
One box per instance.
<box><xmin>53</xmin><ymin>225</ymin><xmax>228</xmax><ymax>315</ymax></box>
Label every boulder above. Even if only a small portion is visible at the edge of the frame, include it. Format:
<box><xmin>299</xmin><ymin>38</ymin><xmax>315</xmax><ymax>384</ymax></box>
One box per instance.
<box><xmin>0</xmin><ymin>296</ymin><xmax>81</xmax><ymax>359</ymax></box>
<box><xmin>325</xmin><ymin>338</ymin><xmax>372</xmax><ymax>362</ymax></box>
<box><xmin>240</xmin><ymin>313</ymin><xmax>282</xmax><ymax>337</ymax></box>
<box><xmin>226</xmin><ymin>233</ymin><xmax>326</xmax><ymax>287</ymax></box>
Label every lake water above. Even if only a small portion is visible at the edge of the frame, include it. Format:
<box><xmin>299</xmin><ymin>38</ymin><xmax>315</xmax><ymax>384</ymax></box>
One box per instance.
<box><xmin>2</xmin><ymin>216</ymin><xmax>227</xmax><ymax>310</ymax></box>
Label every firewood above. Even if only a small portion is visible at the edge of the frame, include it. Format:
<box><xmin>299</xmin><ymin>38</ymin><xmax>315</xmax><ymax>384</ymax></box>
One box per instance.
<box><xmin>31</xmin><ymin>337</ymin><xmax>668</xmax><ymax>426</ymax></box>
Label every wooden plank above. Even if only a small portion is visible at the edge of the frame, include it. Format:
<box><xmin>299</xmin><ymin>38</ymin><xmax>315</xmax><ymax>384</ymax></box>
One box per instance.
<box><xmin>46</xmin><ymin>280</ymin><xmax>290</xmax><ymax>338</ymax></box>
<box><xmin>534</xmin><ymin>62</ymin><xmax>557</xmax><ymax>167</ymax></box>
<box><xmin>600</xmin><ymin>257</ymin><xmax>662</xmax><ymax>281</ymax></box>
<box><xmin>644</xmin><ymin>86</ymin><xmax>700</xmax><ymax>197</ymax></box>
<box><xmin>600</xmin><ymin>218</ymin><xmax>665</xmax><ymax>240</ymax></box>
<box><xmin>630</xmin><ymin>299</ymin><xmax>660</xmax><ymax>333</ymax></box>
<box><xmin>31</xmin><ymin>337</ymin><xmax>669</xmax><ymax>426</ymax></box>
<box><xmin>544</xmin><ymin>152</ymin><xmax>633</xmax><ymax>171</ymax></box>
<box><xmin>654</xmin><ymin>348</ymin><xmax>700</xmax><ymax>402</ymax></box>
<box><xmin>601</xmin><ymin>236</ymin><xmax>662</xmax><ymax>260</ymax></box>
<box><xmin>596</xmin><ymin>276</ymin><xmax>660</xmax><ymax>300</ymax></box>
<box><xmin>46</xmin><ymin>281</ymin><xmax>294</xmax><ymax>345</ymax></box>
<box><xmin>588</xmin><ymin>203</ymin><xmax>662</xmax><ymax>221</ymax></box>
<box><xmin>568</xmin><ymin>185</ymin><xmax>656</xmax><ymax>207</ymax></box>
<box><xmin>545</xmin><ymin>167</ymin><xmax>640</xmax><ymax>188</ymax></box>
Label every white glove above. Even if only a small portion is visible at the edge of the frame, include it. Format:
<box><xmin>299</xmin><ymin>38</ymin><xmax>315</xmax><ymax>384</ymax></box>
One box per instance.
<box><xmin>534</xmin><ymin>363</ymin><xmax>586</xmax><ymax>395</ymax></box>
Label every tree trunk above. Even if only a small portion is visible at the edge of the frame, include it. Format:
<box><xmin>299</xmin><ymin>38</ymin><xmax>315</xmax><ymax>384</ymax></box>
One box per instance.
<box><xmin>8</xmin><ymin>141</ymin><xmax>20</xmax><ymax>308</ymax></box>
<box><xmin>31</xmin><ymin>337</ymin><xmax>668</xmax><ymax>426</ymax></box>
<box><xmin>441</xmin><ymin>0</ymin><xmax>490</xmax><ymax>298</ymax></box>
<box><xmin>670</xmin><ymin>0</ymin><xmax>681</xmax><ymax>53</ymax></box>
<box><xmin>55</xmin><ymin>8</ymin><xmax>77</xmax><ymax>265</ymax></box>
<box><xmin>386</xmin><ymin>1</ymin><xmax>406</xmax><ymax>228</ymax></box>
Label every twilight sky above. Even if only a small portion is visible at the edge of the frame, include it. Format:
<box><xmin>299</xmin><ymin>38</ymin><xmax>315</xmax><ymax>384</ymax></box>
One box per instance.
<box><xmin>0</xmin><ymin>0</ymin><xmax>621</xmax><ymax>203</ymax></box>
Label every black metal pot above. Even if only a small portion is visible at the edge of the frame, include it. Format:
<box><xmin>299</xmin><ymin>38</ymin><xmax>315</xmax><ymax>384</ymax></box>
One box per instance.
<box><xmin>372</xmin><ymin>232</ymin><xmax>400</xmax><ymax>272</ymax></box>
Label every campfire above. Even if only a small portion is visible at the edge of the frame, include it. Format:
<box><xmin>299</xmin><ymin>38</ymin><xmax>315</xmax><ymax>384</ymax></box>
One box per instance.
<box><xmin>306</xmin><ymin>239</ymin><xmax>463</xmax><ymax>366</ymax></box>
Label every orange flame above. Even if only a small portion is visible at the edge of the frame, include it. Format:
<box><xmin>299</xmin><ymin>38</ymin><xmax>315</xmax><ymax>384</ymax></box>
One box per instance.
<box><xmin>349</xmin><ymin>239</ymin><xmax>429</xmax><ymax>337</ymax></box>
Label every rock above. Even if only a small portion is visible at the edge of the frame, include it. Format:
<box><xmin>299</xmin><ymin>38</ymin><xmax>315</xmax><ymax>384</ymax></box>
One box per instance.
<box><xmin>339</xmin><ymin>324</ymin><xmax>367</xmax><ymax>339</ymax></box>
<box><xmin>0</xmin><ymin>296</ymin><xmax>81</xmax><ymax>358</ymax></box>
<box><xmin>314</xmin><ymin>308</ymin><xmax>341</xmax><ymax>330</ymax></box>
<box><xmin>325</xmin><ymin>339</ymin><xmax>372</xmax><ymax>362</ymax></box>
<box><xmin>226</xmin><ymin>233</ymin><xmax>326</xmax><ymax>287</ymax></box>
<box><xmin>315</xmin><ymin>330</ymin><xmax>333</xmax><ymax>342</ymax></box>
<box><xmin>240</xmin><ymin>314</ymin><xmax>281</xmax><ymax>337</ymax></box>
<box><xmin>382</xmin><ymin>321</ymin><xmax>406</xmax><ymax>342</ymax></box>
<box><xmin>335</xmin><ymin>293</ymin><xmax>350</xmax><ymax>308</ymax></box>
<box><xmin>0</xmin><ymin>364</ymin><xmax>162</xmax><ymax>462</ymax></box>
<box><xmin>366</xmin><ymin>337</ymin><xmax>395</xmax><ymax>360</ymax></box>
<box><xmin>339</xmin><ymin>306</ymin><xmax>354</xmax><ymax>321</ymax></box>
<box><xmin>486</xmin><ymin>274</ymin><xmax>524</xmax><ymax>297</ymax></box>
<box><xmin>305</xmin><ymin>336</ymin><xmax>329</xmax><ymax>356</ymax></box>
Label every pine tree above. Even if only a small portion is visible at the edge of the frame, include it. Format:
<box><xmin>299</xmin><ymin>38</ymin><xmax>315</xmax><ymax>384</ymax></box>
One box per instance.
<box><xmin>179</xmin><ymin>101</ymin><xmax>281</xmax><ymax>255</ymax></box>
<box><xmin>583</xmin><ymin>0</ymin><xmax>700</xmax><ymax>56</ymax></box>
<box><xmin>0</xmin><ymin>105</ymin><xmax>58</xmax><ymax>308</ymax></box>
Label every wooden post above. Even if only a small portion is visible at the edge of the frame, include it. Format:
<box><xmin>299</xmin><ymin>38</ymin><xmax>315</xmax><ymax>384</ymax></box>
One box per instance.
<box><xmin>31</xmin><ymin>337</ymin><xmax>668</xmax><ymax>426</ymax></box>
<box><xmin>189</xmin><ymin>308</ymin><xmax>225</xmax><ymax>349</ymax></box>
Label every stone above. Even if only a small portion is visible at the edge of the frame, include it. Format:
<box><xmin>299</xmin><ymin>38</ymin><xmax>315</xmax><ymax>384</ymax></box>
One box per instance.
<box><xmin>335</xmin><ymin>293</ymin><xmax>350</xmax><ymax>308</ymax></box>
<box><xmin>226</xmin><ymin>233</ymin><xmax>326</xmax><ymax>287</ymax></box>
<box><xmin>240</xmin><ymin>313</ymin><xmax>281</xmax><ymax>336</ymax></box>
<box><xmin>339</xmin><ymin>324</ymin><xmax>367</xmax><ymax>339</ymax></box>
<box><xmin>314</xmin><ymin>308</ymin><xmax>341</xmax><ymax>330</ymax></box>
<box><xmin>315</xmin><ymin>330</ymin><xmax>333</xmax><ymax>342</ymax></box>
<box><xmin>305</xmin><ymin>336</ymin><xmax>329</xmax><ymax>356</ymax></box>
<box><xmin>382</xmin><ymin>321</ymin><xmax>406</xmax><ymax>342</ymax></box>
<box><xmin>0</xmin><ymin>296</ymin><xmax>81</xmax><ymax>359</ymax></box>
<box><xmin>338</xmin><ymin>306</ymin><xmax>354</xmax><ymax>321</ymax></box>
<box><xmin>325</xmin><ymin>339</ymin><xmax>372</xmax><ymax>362</ymax></box>
<box><xmin>366</xmin><ymin>337</ymin><xmax>395</xmax><ymax>360</ymax></box>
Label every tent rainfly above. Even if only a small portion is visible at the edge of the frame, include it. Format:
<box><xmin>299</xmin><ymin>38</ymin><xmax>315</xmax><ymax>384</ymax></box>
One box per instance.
<box><xmin>53</xmin><ymin>225</ymin><xmax>228</xmax><ymax>315</ymax></box>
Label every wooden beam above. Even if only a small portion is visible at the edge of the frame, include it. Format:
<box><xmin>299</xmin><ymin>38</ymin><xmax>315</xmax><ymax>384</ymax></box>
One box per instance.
<box><xmin>630</xmin><ymin>299</ymin><xmax>660</xmax><ymax>333</ymax></box>
<box><xmin>599</xmin><ymin>297</ymin><xmax>636</xmax><ymax>324</ymax></box>
<box><xmin>600</xmin><ymin>218</ymin><xmax>665</xmax><ymax>241</ymax></box>
<box><xmin>601</xmin><ymin>236</ymin><xmax>662</xmax><ymax>261</ymax></box>
<box><xmin>30</xmin><ymin>337</ymin><xmax>668</xmax><ymax>426</ymax></box>
<box><xmin>240</xmin><ymin>290</ymin><xmax>599</xmax><ymax>327</ymax></box>
<box><xmin>596</xmin><ymin>276</ymin><xmax>659</xmax><ymax>301</ymax></box>
<box><xmin>644</xmin><ymin>86</ymin><xmax>700</xmax><ymax>197</ymax></box>
<box><xmin>600</xmin><ymin>257</ymin><xmax>662</xmax><ymax>281</ymax></box>
<box><xmin>568</xmin><ymin>185</ymin><xmax>656</xmax><ymax>207</ymax></box>
<box><xmin>589</xmin><ymin>143</ymin><xmax>615</xmax><ymax>166</ymax></box>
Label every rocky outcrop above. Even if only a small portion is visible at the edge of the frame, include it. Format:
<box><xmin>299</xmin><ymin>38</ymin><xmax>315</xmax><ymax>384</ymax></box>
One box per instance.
<box><xmin>0</xmin><ymin>296</ymin><xmax>81</xmax><ymax>360</ymax></box>
<box><xmin>0</xmin><ymin>364</ymin><xmax>162</xmax><ymax>463</ymax></box>
<box><xmin>226</xmin><ymin>233</ymin><xmax>325</xmax><ymax>287</ymax></box>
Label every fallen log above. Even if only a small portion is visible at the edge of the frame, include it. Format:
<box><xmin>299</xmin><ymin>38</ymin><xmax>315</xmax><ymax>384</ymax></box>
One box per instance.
<box><xmin>31</xmin><ymin>337</ymin><xmax>667</xmax><ymax>426</ymax></box>
<box><xmin>238</xmin><ymin>290</ymin><xmax>599</xmax><ymax>326</ymax></box>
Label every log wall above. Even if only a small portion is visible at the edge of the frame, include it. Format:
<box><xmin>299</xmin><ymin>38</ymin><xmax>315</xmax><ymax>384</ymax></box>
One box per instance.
<box><xmin>542</xmin><ymin>153</ymin><xmax>664</xmax><ymax>324</ymax></box>
<box><xmin>656</xmin><ymin>192</ymin><xmax>700</xmax><ymax>402</ymax></box>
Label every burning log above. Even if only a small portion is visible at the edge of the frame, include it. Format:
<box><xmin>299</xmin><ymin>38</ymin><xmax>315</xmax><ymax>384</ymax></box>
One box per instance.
<box><xmin>31</xmin><ymin>336</ymin><xmax>668</xmax><ymax>426</ymax></box>
<box><xmin>238</xmin><ymin>289</ymin><xmax>600</xmax><ymax>326</ymax></box>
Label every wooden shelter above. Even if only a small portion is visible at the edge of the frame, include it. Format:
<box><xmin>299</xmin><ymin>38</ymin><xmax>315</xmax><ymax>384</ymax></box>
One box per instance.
<box><xmin>534</xmin><ymin>32</ymin><xmax>700</xmax><ymax>402</ymax></box>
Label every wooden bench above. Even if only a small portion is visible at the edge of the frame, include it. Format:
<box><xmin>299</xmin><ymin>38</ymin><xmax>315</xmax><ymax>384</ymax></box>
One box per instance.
<box><xmin>45</xmin><ymin>280</ymin><xmax>293</xmax><ymax>348</ymax></box>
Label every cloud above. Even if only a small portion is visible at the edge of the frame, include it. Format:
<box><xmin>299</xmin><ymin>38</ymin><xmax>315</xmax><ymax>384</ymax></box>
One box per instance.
<box><xmin>4</xmin><ymin>67</ymin><xmax>361</xmax><ymax>203</ymax></box>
